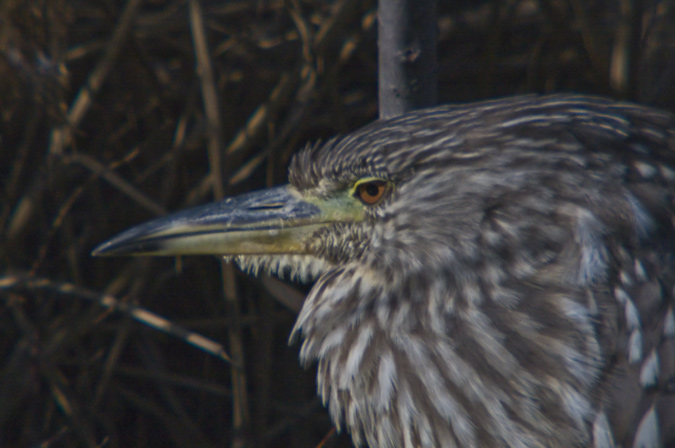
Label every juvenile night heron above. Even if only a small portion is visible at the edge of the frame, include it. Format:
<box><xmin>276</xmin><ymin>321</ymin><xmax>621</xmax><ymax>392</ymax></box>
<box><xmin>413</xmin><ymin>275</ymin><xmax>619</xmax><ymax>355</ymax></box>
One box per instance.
<box><xmin>94</xmin><ymin>94</ymin><xmax>675</xmax><ymax>448</ymax></box>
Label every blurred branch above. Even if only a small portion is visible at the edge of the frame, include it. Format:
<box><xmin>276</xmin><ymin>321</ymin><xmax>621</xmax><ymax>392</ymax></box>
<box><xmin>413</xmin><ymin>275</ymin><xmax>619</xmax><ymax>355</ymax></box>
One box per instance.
<box><xmin>0</xmin><ymin>274</ymin><xmax>235</xmax><ymax>364</ymax></box>
<box><xmin>188</xmin><ymin>2</ymin><xmax>249</xmax><ymax>446</ymax></box>
<box><xmin>189</xmin><ymin>0</ymin><xmax>224</xmax><ymax>200</ymax></box>
<box><xmin>610</xmin><ymin>0</ymin><xmax>644</xmax><ymax>98</ymax></box>
<box><xmin>68</xmin><ymin>152</ymin><xmax>168</xmax><ymax>217</ymax></box>
<box><xmin>49</xmin><ymin>0</ymin><xmax>143</xmax><ymax>155</ymax></box>
<box><xmin>378</xmin><ymin>0</ymin><xmax>437</xmax><ymax>118</ymax></box>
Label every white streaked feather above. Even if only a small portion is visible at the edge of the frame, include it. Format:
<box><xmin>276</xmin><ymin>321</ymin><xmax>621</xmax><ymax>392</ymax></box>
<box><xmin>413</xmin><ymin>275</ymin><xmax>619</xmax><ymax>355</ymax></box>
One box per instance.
<box><xmin>578</xmin><ymin>243</ymin><xmax>609</xmax><ymax>284</ymax></box>
<box><xmin>434</xmin><ymin>342</ymin><xmax>523</xmax><ymax>438</ymax></box>
<box><xmin>376</xmin><ymin>352</ymin><xmax>397</xmax><ymax>411</ymax></box>
<box><xmin>625</xmin><ymin>193</ymin><xmax>654</xmax><ymax>238</ymax></box>
<box><xmin>556</xmin><ymin>383</ymin><xmax>592</xmax><ymax>430</ymax></box>
<box><xmin>614</xmin><ymin>286</ymin><xmax>631</xmax><ymax>305</ymax></box>
<box><xmin>318</xmin><ymin>325</ymin><xmax>348</xmax><ymax>358</ymax></box>
<box><xmin>393</xmin><ymin>335</ymin><xmax>475</xmax><ymax>446</ymax></box>
<box><xmin>376</xmin><ymin>415</ymin><xmax>398</xmax><ymax>448</ymax></box>
<box><xmin>634</xmin><ymin>161</ymin><xmax>658</xmax><ymax>179</ymax></box>
<box><xmin>592</xmin><ymin>411</ymin><xmax>616</xmax><ymax>448</ymax></box>
<box><xmin>659</xmin><ymin>163</ymin><xmax>675</xmax><ymax>181</ymax></box>
<box><xmin>397</xmin><ymin>384</ymin><xmax>416</xmax><ymax>448</ymax></box>
<box><xmin>463</xmin><ymin>308</ymin><xmax>519</xmax><ymax>375</ymax></box>
<box><xmin>550</xmin><ymin>339</ymin><xmax>599</xmax><ymax>387</ymax></box>
<box><xmin>664</xmin><ymin>306</ymin><xmax>675</xmax><ymax>337</ymax></box>
<box><xmin>628</xmin><ymin>329</ymin><xmax>644</xmax><ymax>363</ymax></box>
<box><xmin>574</xmin><ymin>207</ymin><xmax>609</xmax><ymax>284</ymax></box>
<box><xmin>496</xmin><ymin>113</ymin><xmax>569</xmax><ymax>128</ymax></box>
<box><xmin>632</xmin><ymin>405</ymin><xmax>660</xmax><ymax>448</ymax></box>
<box><xmin>347</xmin><ymin>401</ymin><xmax>360</xmax><ymax>438</ymax></box>
<box><xmin>634</xmin><ymin>259</ymin><xmax>648</xmax><ymax>281</ymax></box>
<box><xmin>339</xmin><ymin>323</ymin><xmax>374</xmax><ymax>388</ymax></box>
<box><xmin>229</xmin><ymin>254</ymin><xmax>330</xmax><ymax>282</ymax></box>
<box><xmin>625</xmin><ymin>299</ymin><xmax>642</xmax><ymax>331</ymax></box>
<box><xmin>639</xmin><ymin>349</ymin><xmax>660</xmax><ymax>388</ymax></box>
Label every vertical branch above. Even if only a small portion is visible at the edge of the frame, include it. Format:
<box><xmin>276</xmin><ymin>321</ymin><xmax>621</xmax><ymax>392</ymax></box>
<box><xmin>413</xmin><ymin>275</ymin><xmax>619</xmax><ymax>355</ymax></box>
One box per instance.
<box><xmin>610</xmin><ymin>0</ymin><xmax>644</xmax><ymax>98</ymax></box>
<box><xmin>220</xmin><ymin>262</ymin><xmax>248</xmax><ymax>448</ymax></box>
<box><xmin>189</xmin><ymin>0</ymin><xmax>224</xmax><ymax>200</ymax></box>
<box><xmin>377</xmin><ymin>0</ymin><xmax>438</xmax><ymax>119</ymax></box>
<box><xmin>189</xmin><ymin>1</ymin><xmax>249</xmax><ymax>447</ymax></box>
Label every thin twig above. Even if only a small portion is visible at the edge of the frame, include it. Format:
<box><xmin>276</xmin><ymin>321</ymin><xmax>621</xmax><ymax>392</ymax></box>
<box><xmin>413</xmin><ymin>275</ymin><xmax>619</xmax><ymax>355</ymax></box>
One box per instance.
<box><xmin>189</xmin><ymin>0</ymin><xmax>224</xmax><ymax>200</ymax></box>
<box><xmin>0</xmin><ymin>274</ymin><xmax>235</xmax><ymax>365</ymax></box>
<box><xmin>48</xmin><ymin>0</ymin><xmax>143</xmax><ymax>155</ymax></box>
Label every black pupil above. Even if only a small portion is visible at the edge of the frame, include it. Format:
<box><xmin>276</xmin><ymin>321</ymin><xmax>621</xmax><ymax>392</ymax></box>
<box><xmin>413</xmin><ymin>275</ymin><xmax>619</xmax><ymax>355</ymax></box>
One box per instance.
<box><xmin>364</xmin><ymin>183</ymin><xmax>380</xmax><ymax>197</ymax></box>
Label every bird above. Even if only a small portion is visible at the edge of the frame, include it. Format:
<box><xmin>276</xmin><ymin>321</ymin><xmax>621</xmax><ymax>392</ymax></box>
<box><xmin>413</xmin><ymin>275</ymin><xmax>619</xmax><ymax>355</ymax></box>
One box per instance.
<box><xmin>93</xmin><ymin>94</ymin><xmax>675</xmax><ymax>448</ymax></box>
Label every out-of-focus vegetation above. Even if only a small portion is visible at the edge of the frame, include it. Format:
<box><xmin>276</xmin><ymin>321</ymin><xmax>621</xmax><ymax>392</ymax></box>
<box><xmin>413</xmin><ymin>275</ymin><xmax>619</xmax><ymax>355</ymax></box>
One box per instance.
<box><xmin>1</xmin><ymin>0</ymin><xmax>674</xmax><ymax>446</ymax></box>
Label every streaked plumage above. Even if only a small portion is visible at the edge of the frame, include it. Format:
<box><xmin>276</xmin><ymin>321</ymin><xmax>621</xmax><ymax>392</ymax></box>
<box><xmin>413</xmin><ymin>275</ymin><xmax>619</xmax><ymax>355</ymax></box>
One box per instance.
<box><xmin>95</xmin><ymin>94</ymin><xmax>675</xmax><ymax>447</ymax></box>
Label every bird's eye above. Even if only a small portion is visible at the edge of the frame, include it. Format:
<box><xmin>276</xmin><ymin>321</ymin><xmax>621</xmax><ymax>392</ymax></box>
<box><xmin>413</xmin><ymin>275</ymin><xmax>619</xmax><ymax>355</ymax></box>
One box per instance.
<box><xmin>355</xmin><ymin>180</ymin><xmax>387</xmax><ymax>205</ymax></box>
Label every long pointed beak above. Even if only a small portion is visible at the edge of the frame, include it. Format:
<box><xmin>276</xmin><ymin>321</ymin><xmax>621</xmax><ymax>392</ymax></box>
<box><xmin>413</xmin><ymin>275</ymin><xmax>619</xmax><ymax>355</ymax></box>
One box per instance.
<box><xmin>92</xmin><ymin>185</ymin><xmax>328</xmax><ymax>257</ymax></box>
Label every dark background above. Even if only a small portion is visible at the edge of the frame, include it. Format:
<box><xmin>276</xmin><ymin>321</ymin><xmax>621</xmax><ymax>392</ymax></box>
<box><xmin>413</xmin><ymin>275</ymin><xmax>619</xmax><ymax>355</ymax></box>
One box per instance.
<box><xmin>1</xmin><ymin>0</ymin><xmax>675</xmax><ymax>447</ymax></box>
